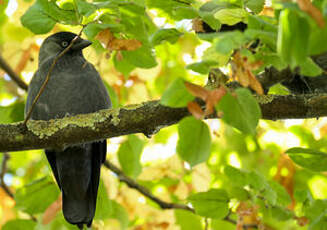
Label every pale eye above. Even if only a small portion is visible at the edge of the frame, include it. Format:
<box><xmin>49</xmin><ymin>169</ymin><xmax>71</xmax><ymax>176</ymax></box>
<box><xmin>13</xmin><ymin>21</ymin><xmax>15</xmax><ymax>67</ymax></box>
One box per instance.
<box><xmin>61</xmin><ymin>41</ymin><xmax>69</xmax><ymax>47</ymax></box>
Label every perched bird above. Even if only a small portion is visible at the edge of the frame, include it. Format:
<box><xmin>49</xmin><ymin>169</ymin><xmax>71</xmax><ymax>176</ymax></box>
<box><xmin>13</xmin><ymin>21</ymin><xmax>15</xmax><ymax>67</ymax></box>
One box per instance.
<box><xmin>25</xmin><ymin>32</ymin><xmax>111</xmax><ymax>229</ymax></box>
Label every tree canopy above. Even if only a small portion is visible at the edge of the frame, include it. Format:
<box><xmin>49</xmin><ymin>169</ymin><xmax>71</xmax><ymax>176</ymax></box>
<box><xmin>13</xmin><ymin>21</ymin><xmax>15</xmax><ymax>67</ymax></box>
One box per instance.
<box><xmin>1</xmin><ymin>0</ymin><xmax>327</xmax><ymax>229</ymax></box>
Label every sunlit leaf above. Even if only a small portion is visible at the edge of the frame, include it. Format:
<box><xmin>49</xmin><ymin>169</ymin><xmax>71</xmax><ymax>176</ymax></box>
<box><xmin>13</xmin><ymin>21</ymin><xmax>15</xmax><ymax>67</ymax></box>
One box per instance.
<box><xmin>216</xmin><ymin>88</ymin><xmax>261</xmax><ymax>134</ymax></box>
<box><xmin>3</xmin><ymin>219</ymin><xmax>36</xmax><ymax>230</ymax></box>
<box><xmin>160</xmin><ymin>78</ymin><xmax>195</xmax><ymax>108</ymax></box>
<box><xmin>150</xmin><ymin>28</ymin><xmax>183</xmax><ymax>46</ymax></box>
<box><xmin>15</xmin><ymin>177</ymin><xmax>60</xmax><ymax>215</ymax></box>
<box><xmin>177</xmin><ymin>116</ymin><xmax>211</xmax><ymax>166</ymax></box>
<box><xmin>118</xmin><ymin>135</ymin><xmax>144</xmax><ymax>178</ymax></box>
<box><xmin>108</xmin><ymin>200</ymin><xmax>129</xmax><ymax>230</ymax></box>
<box><xmin>188</xmin><ymin>189</ymin><xmax>229</xmax><ymax>219</ymax></box>
<box><xmin>94</xmin><ymin>180</ymin><xmax>112</xmax><ymax>220</ymax></box>
<box><xmin>175</xmin><ymin>210</ymin><xmax>202</xmax><ymax>230</ymax></box>
<box><xmin>186</xmin><ymin>60</ymin><xmax>218</xmax><ymax>74</ymax></box>
<box><xmin>286</xmin><ymin>147</ymin><xmax>327</xmax><ymax>171</ymax></box>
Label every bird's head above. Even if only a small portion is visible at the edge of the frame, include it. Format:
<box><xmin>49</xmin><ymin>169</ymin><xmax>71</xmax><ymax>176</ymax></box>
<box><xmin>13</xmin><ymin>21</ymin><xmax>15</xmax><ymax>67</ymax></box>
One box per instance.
<box><xmin>38</xmin><ymin>32</ymin><xmax>92</xmax><ymax>66</ymax></box>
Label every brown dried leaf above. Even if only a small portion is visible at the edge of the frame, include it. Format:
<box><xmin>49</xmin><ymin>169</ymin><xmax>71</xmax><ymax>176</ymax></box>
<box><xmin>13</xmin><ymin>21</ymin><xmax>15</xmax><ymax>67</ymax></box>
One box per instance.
<box><xmin>295</xmin><ymin>216</ymin><xmax>309</xmax><ymax>226</ymax></box>
<box><xmin>185</xmin><ymin>81</ymin><xmax>210</xmax><ymax>101</ymax></box>
<box><xmin>96</xmin><ymin>29</ymin><xmax>114</xmax><ymax>48</ymax></box>
<box><xmin>192</xmin><ymin>18</ymin><xmax>205</xmax><ymax>33</ymax></box>
<box><xmin>96</xmin><ymin>29</ymin><xmax>142</xmax><ymax>51</ymax></box>
<box><xmin>274</xmin><ymin>154</ymin><xmax>296</xmax><ymax>209</ymax></box>
<box><xmin>155</xmin><ymin>222</ymin><xmax>170</xmax><ymax>229</ymax></box>
<box><xmin>231</xmin><ymin>52</ymin><xmax>264</xmax><ymax>95</ymax></box>
<box><xmin>205</xmin><ymin>86</ymin><xmax>227</xmax><ymax>115</ymax></box>
<box><xmin>297</xmin><ymin>0</ymin><xmax>325</xmax><ymax>28</ymax></box>
<box><xmin>110</xmin><ymin>39</ymin><xmax>142</xmax><ymax>51</ymax></box>
<box><xmin>185</xmin><ymin>82</ymin><xmax>227</xmax><ymax>116</ymax></box>
<box><xmin>236</xmin><ymin>202</ymin><xmax>260</xmax><ymax>229</ymax></box>
<box><xmin>15</xmin><ymin>44</ymin><xmax>39</xmax><ymax>75</ymax></box>
<box><xmin>42</xmin><ymin>195</ymin><xmax>62</xmax><ymax>225</ymax></box>
<box><xmin>187</xmin><ymin>101</ymin><xmax>205</xmax><ymax>119</ymax></box>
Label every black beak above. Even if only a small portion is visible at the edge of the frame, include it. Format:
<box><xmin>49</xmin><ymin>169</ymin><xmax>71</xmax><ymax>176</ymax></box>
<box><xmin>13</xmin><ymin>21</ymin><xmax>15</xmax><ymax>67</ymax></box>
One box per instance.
<box><xmin>72</xmin><ymin>39</ymin><xmax>92</xmax><ymax>51</ymax></box>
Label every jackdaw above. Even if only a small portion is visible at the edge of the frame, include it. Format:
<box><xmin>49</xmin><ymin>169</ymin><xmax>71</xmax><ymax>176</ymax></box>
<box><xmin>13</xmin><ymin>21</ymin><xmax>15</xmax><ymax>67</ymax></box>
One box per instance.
<box><xmin>25</xmin><ymin>31</ymin><xmax>111</xmax><ymax>229</ymax></box>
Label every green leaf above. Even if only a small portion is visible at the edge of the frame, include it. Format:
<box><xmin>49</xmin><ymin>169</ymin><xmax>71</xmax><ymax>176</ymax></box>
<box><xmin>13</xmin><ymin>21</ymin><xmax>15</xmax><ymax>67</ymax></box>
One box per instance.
<box><xmin>15</xmin><ymin>177</ymin><xmax>60</xmax><ymax>215</ymax></box>
<box><xmin>3</xmin><ymin>219</ymin><xmax>36</xmax><ymax>230</ymax></box>
<box><xmin>269</xmin><ymin>180</ymin><xmax>291</xmax><ymax>206</ymax></box>
<box><xmin>0</xmin><ymin>101</ymin><xmax>24</xmax><ymax>123</ymax></box>
<box><xmin>247</xmin><ymin>171</ymin><xmax>266</xmax><ymax>191</ymax></box>
<box><xmin>175</xmin><ymin>210</ymin><xmax>202</xmax><ymax>230</ymax></box>
<box><xmin>188</xmin><ymin>189</ymin><xmax>229</xmax><ymax>219</ymax></box>
<box><xmin>216</xmin><ymin>88</ymin><xmax>261</xmax><ymax>135</ymax></box>
<box><xmin>247</xmin><ymin>15</ymin><xmax>278</xmax><ymax>32</ymax></box>
<box><xmin>20</xmin><ymin>1</ymin><xmax>56</xmax><ymax>34</ymax></box>
<box><xmin>277</xmin><ymin>9</ymin><xmax>310</xmax><ymax>67</ymax></box>
<box><xmin>172</xmin><ymin>6</ymin><xmax>198</xmax><ymax>20</ymax></box>
<box><xmin>214</xmin><ymin>8</ymin><xmax>247</xmax><ymax>25</ymax></box>
<box><xmin>211</xmin><ymin>219</ymin><xmax>235</xmax><ymax>230</ymax></box>
<box><xmin>121</xmin><ymin>45</ymin><xmax>157</xmax><ymax>69</ymax></box>
<box><xmin>286</xmin><ymin>147</ymin><xmax>327</xmax><ymax>171</ymax></box>
<box><xmin>309</xmin><ymin>24</ymin><xmax>327</xmax><ymax>55</ymax></box>
<box><xmin>109</xmin><ymin>201</ymin><xmax>129</xmax><ymax>230</ymax></box>
<box><xmin>215</xmin><ymin>31</ymin><xmax>248</xmax><ymax>55</ymax></box>
<box><xmin>113</xmin><ymin>52</ymin><xmax>135</xmax><ymax>77</ymax></box>
<box><xmin>228</xmin><ymin>186</ymin><xmax>250</xmax><ymax>200</ymax></box>
<box><xmin>199</xmin><ymin>11</ymin><xmax>221</xmax><ymax>30</ymax></box>
<box><xmin>94</xmin><ymin>180</ymin><xmax>112</xmax><ymax>220</ymax></box>
<box><xmin>245</xmin><ymin>29</ymin><xmax>277</xmax><ymax>48</ymax></box>
<box><xmin>75</xmin><ymin>0</ymin><xmax>97</xmax><ymax>16</ymax></box>
<box><xmin>177</xmin><ymin>116</ymin><xmax>212</xmax><ymax>166</ymax></box>
<box><xmin>104</xmin><ymin>81</ymin><xmax>119</xmax><ymax>108</ymax></box>
<box><xmin>186</xmin><ymin>60</ymin><xmax>218</xmax><ymax>74</ymax></box>
<box><xmin>299</xmin><ymin>57</ymin><xmax>323</xmax><ymax>77</ymax></box>
<box><xmin>118</xmin><ymin>135</ymin><xmax>144</xmax><ymax>178</ymax></box>
<box><xmin>147</xmin><ymin>0</ymin><xmax>195</xmax><ymax>19</ymax></box>
<box><xmin>150</xmin><ymin>28</ymin><xmax>183</xmax><ymax>46</ymax></box>
<box><xmin>304</xmin><ymin>199</ymin><xmax>327</xmax><ymax>229</ymax></box>
<box><xmin>224</xmin><ymin>165</ymin><xmax>247</xmax><ymax>187</ymax></box>
<box><xmin>37</xmin><ymin>0</ymin><xmax>77</xmax><ymax>23</ymax></box>
<box><xmin>270</xmin><ymin>206</ymin><xmax>293</xmax><ymax>221</ymax></box>
<box><xmin>160</xmin><ymin>78</ymin><xmax>195</xmax><ymax>108</ymax></box>
<box><xmin>245</xmin><ymin>0</ymin><xmax>265</xmax><ymax>14</ymax></box>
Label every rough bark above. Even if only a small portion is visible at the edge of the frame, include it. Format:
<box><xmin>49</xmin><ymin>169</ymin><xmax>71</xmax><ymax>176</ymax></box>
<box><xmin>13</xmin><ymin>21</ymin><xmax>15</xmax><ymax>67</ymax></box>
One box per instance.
<box><xmin>1</xmin><ymin>94</ymin><xmax>327</xmax><ymax>152</ymax></box>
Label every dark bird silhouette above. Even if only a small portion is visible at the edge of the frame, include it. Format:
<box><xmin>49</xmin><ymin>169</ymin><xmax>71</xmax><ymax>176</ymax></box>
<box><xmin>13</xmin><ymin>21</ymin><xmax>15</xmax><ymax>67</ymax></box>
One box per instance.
<box><xmin>25</xmin><ymin>32</ymin><xmax>111</xmax><ymax>229</ymax></box>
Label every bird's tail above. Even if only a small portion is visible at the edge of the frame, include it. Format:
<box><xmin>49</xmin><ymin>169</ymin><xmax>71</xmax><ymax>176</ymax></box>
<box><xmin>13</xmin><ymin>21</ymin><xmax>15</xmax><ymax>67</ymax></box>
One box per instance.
<box><xmin>62</xmin><ymin>187</ymin><xmax>96</xmax><ymax>227</ymax></box>
<box><xmin>46</xmin><ymin>142</ymin><xmax>105</xmax><ymax>228</ymax></box>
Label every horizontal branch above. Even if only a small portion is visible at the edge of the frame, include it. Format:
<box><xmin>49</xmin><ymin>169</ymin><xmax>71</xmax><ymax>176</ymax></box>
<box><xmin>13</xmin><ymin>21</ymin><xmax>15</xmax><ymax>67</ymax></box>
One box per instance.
<box><xmin>1</xmin><ymin>93</ymin><xmax>327</xmax><ymax>152</ymax></box>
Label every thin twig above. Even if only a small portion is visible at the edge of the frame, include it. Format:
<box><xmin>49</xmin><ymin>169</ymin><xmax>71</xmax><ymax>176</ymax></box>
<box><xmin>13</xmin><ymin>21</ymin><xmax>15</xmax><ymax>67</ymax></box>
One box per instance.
<box><xmin>0</xmin><ymin>152</ymin><xmax>14</xmax><ymax>198</ymax></box>
<box><xmin>104</xmin><ymin>161</ymin><xmax>259</xmax><ymax>228</ymax></box>
<box><xmin>0</xmin><ymin>153</ymin><xmax>38</xmax><ymax>222</ymax></box>
<box><xmin>0</xmin><ymin>54</ymin><xmax>28</xmax><ymax>91</ymax></box>
<box><xmin>103</xmin><ymin>160</ymin><xmax>194</xmax><ymax>212</ymax></box>
<box><xmin>23</xmin><ymin>27</ymin><xmax>86</xmax><ymax>126</ymax></box>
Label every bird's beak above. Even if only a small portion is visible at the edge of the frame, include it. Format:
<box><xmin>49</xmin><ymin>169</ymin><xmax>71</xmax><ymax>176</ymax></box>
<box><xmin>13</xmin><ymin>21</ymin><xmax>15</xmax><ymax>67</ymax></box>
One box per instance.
<box><xmin>72</xmin><ymin>39</ymin><xmax>92</xmax><ymax>51</ymax></box>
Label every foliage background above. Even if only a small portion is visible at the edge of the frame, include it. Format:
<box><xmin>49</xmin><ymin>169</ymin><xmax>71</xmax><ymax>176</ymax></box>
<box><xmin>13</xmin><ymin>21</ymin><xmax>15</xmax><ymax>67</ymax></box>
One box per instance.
<box><xmin>1</xmin><ymin>0</ymin><xmax>327</xmax><ymax>229</ymax></box>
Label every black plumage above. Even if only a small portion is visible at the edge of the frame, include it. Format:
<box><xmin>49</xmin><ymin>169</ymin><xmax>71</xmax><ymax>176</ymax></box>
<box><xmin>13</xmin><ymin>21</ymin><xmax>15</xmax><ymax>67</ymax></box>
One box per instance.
<box><xmin>25</xmin><ymin>32</ymin><xmax>111</xmax><ymax>229</ymax></box>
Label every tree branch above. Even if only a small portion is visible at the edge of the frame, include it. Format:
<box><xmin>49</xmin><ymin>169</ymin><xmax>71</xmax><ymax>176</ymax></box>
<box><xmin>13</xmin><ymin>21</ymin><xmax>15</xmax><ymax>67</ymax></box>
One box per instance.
<box><xmin>0</xmin><ymin>152</ymin><xmax>14</xmax><ymax>198</ymax></box>
<box><xmin>104</xmin><ymin>160</ymin><xmax>194</xmax><ymax>212</ymax></box>
<box><xmin>0</xmin><ymin>54</ymin><xmax>28</xmax><ymax>91</ymax></box>
<box><xmin>104</xmin><ymin>160</ymin><xmax>258</xmax><ymax>228</ymax></box>
<box><xmin>1</xmin><ymin>93</ymin><xmax>327</xmax><ymax>152</ymax></box>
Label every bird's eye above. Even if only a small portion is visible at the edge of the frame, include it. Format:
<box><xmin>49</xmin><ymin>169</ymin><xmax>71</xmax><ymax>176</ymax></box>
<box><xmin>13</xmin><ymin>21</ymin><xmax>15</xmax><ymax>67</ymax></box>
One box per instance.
<box><xmin>61</xmin><ymin>41</ymin><xmax>69</xmax><ymax>47</ymax></box>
